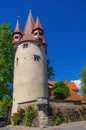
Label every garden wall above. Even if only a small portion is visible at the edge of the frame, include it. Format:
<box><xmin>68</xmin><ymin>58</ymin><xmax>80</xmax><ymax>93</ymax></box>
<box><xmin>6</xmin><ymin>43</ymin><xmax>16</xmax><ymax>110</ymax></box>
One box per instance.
<box><xmin>48</xmin><ymin>99</ymin><xmax>86</xmax><ymax>126</ymax></box>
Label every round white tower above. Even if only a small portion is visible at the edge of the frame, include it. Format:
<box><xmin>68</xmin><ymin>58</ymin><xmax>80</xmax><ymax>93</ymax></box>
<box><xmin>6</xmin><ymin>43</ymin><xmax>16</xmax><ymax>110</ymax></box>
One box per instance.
<box><xmin>12</xmin><ymin>11</ymin><xmax>48</xmax><ymax>114</ymax></box>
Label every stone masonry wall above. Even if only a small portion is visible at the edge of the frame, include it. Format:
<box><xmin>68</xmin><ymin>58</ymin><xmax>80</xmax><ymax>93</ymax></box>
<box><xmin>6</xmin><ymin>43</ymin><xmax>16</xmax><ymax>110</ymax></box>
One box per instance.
<box><xmin>48</xmin><ymin>99</ymin><xmax>86</xmax><ymax>125</ymax></box>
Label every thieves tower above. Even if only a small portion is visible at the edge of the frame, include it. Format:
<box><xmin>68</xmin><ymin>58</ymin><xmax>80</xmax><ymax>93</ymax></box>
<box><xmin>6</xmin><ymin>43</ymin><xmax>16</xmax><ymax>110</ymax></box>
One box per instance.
<box><xmin>12</xmin><ymin>10</ymin><xmax>49</xmax><ymax>114</ymax></box>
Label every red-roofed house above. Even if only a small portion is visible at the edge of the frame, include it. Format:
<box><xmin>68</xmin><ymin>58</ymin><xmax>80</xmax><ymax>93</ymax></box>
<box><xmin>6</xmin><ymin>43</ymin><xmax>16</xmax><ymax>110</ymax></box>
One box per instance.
<box><xmin>48</xmin><ymin>81</ymin><xmax>82</xmax><ymax>101</ymax></box>
<box><xmin>65</xmin><ymin>90</ymin><xmax>82</xmax><ymax>101</ymax></box>
<box><xmin>48</xmin><ymin>81</ymin><xmax>56</xmax><ymax>86</ymax></box>
<box><xmin>48</xmin><ymin>81</ymin><xmax>56</xmax><ymax>97</ymax></box>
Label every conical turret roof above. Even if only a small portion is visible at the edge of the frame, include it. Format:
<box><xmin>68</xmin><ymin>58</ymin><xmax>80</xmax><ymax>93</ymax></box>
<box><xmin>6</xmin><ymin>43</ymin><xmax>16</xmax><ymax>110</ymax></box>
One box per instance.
<box><xmin>21</xmin><ymin>10</ymin><xmax>34</xmax><ymax>42</ymax></box>
<box><xmin>33</xmin><ymin>16</ymin><xmax>43</xmax><ymax>31</ymax></box>
<box><xmin>14</xmin><ymin>19</ymin><xmax>22</xmax><ymax>33</ymax></box>
<box><xmin>24</xmin><ymin>10</ymin><xmax>34</xmax><ymax>34</ymax></box>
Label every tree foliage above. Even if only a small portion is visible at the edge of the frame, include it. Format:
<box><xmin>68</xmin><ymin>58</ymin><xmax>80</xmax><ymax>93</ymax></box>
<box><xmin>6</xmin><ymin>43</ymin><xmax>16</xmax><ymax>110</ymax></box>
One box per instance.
<box><xmin>47</xmin><ymin>59</ymin><xmax>55</xmax><ymax>80</ymax></box>
<box><xmin>12</xmin><ymin>106</ymin><xmax>36</xmax><ymax>126</ymax></box>
<box><xmin>0</xmin><ymin>23</ymin><xmax>15</xmax><ymax>99</ymax></box>
<box><xmin>0</xmin><ymin>95</ymin><xmax>12</xmax><ymax>116</ymax></box>
<box><xmin>53</xmin><ymin>81</ymin><xmax>70</xmax><ymax>99</ymax></box>
<box><xmin>81</xmin><ymin>65</ymin><xmax>86</xmax><ymax>85</ymax></box>
<box><xmin>81</xmin><ymin>65</ymin><xmax>86</xmax><ymax>100</ymax></box>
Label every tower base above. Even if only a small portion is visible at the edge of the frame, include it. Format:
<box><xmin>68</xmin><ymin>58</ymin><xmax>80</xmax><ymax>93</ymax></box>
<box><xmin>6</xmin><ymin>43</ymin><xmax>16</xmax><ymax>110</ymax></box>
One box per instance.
<box><xmin>12</xmin><ymin>98</ymin><xmax>49</xmax><ymax>128</ymax></box>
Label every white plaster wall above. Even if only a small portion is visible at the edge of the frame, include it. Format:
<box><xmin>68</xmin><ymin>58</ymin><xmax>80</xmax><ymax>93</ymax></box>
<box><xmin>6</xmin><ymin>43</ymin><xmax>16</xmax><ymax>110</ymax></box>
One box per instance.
<box><xmin>12</xmin><ymin>41</ymin><xmax>48</xmax><ymax>114</ymax></box>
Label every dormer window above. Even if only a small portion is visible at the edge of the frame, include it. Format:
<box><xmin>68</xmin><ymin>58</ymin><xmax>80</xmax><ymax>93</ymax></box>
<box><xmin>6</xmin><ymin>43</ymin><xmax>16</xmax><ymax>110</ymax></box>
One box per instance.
<box><xmin>15</xmin><ymin>36</ymin><xmax>19</xmax><ymax>39</ymax></box>
<box><xmin>34</xmin><ymin>32</ymin><xmax>37</xmax><ymax>36</ymax></box>
<box><xmin>33</xmin><ymin>30</ymin><xmax>43</xmax><ymax>40</ymax></box>
<box><xmin>14</xmin><ymin>34</ymin><xmax>19</xmax><ymax>41</ymax></box>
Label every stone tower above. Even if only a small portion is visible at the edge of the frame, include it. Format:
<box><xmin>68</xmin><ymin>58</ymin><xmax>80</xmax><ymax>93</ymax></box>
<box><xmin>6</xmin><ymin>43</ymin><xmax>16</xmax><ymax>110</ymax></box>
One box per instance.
<box><xmin>12</xmin><ymin>10</ymin><xmax>49</xmax><ymax>114</ymax></box>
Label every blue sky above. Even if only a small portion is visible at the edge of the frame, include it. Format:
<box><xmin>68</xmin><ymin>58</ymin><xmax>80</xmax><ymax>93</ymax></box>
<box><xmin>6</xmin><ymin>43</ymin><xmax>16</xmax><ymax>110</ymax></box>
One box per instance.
<box><xmin>0</xmin><ymin>0</ymin><xmax>86</xmax><ymax>81</ymax></box>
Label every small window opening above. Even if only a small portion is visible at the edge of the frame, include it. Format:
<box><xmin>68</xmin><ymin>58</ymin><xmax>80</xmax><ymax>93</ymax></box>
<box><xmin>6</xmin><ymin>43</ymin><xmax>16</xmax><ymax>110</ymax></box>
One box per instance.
<box><xmin>23</xmin><ymin>43</ymin><xmax>28</xmax><ymax>48</ymax></box>
<box><xmin>34</xmin><ymin>32</ymin><xmax>38</xmax><ymax>36</ymax></box>
<box><xmin>39</xmin><ymin>32</ymin><xmax>43</xmax><ymax>36</ymax></box>
<box><xmin>15</xmin><ymin>36</ymin><xmax>19</xmax><ymax>39</ymax></box>
<box><xmin>34</xmin><ymin>55</ymin><xmax>40</xmax><ymax>61</ymax></box>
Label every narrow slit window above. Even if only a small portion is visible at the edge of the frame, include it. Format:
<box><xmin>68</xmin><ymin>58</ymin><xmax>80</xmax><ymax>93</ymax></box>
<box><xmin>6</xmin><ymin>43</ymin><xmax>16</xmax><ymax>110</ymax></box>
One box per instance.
<box><xmin>16</xmin><ymin>58</ymin><xmax>18</xmax><ymax>65</ymax></box>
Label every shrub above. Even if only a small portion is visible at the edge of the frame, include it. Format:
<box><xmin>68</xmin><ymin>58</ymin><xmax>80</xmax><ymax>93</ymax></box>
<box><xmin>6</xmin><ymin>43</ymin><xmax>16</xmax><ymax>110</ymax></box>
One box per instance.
<box><xmin>23</xmin><ymin>106</ymin><xmax>36</xmax><ymax>126</ymax></box>
<box><xmin>54</xmin><ymin>117</ymin><xmax>61</xmax><ymax>125</ymax></box>
<box><xmin>53</xmin><ymin>81</ymin><xmax>70</xmax><ymax>99</ymax></box>
<box><xmin>64</xmin><ymin>114</ymin><xmax>70</xmax><ymax>123</ymax></box>
<box><xmin>12</xmin><ymin>106</ymin><xmax>36</xmax><ymax>126</ymax></box>
<box><xmin>83</xmin><ymin>113</ymin><xmax>86</xmax><ymax>120</ymax></box>
<box><xmin>0</xmin><ymin>96</ymin><xmax>12</xmax><ymax>116</ymax></box>
<box><xmin>12</xmin><ymin>113</ymin><xmax>22</xmax><ymax>125</ymax></box>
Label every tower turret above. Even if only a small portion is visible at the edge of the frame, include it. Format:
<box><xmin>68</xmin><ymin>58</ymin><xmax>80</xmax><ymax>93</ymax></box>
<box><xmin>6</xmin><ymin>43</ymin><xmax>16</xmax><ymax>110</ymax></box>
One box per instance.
<box><xmin>32</xmin><ymin>16</ymin><xmax>47</xmax><ymax>53</ymax></box>
<box><xmin>12</xmin><ymin>19</ymin><xmax>22</xmax><ymax>48</ymax></box>
<box><xmin>33</xmin><ymin>16</ymin><xmax>44</xmax><ymax>42</ymax></box>
<box><xmin>12</xmin><ymin>10</ymin><xmax>49</xmax><ymax>114</ymax></box>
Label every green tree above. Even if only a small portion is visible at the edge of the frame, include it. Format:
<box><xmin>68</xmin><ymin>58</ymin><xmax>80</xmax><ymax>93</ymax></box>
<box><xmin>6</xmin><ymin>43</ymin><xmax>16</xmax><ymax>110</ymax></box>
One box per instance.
<box><xmin>53</xmin><ymin>81</ymin><xmax>70</xmax><ymax>99</ymax></box>
<box><xmin>0</xmin><ymin>95</ymin><xmax>12</xmax><ymax>124</ymax></box>
<box><xmin>0</xmin><ymin>95</ymin><xmax>12</xmax><ymax>116</ymax></box>
<box><xmin>81</xmin><ymin>65</ymin><xmax>86</xmax><ymax>100</ymax></box>
<box><xmin>47</xmin><ymin>59</ymin><xmax>55</xmax><ymax>80</ymax></box>
<box><xmin>0</xmin><ymin>23</ymin><xmax>15</xmax><ymax>99</ymax></box>
<box><xmin>81</xmin><ymin>65</ymin><xmax>86</xmax><ymax>85</ymax></box>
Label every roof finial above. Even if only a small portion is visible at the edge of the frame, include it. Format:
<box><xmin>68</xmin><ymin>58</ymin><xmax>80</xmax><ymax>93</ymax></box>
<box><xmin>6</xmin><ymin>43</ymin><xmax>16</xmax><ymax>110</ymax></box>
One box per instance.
<box><xmin>29</xmin><ymin>5</ymin><xmax>32</xmax><ymax>14</ymax></box>
<box><xmin>14</xmin><ymin>16</ymin><xmax>21</xmax><ymax>33</ymax></box>
<box><xmin>16</xmin><ymin>16</ymin><xmax>20</xmax><ymax>24</ymax></box>
<box><xmin>17</xmin><ymin>16</ymin><xmax>20</xmax><ymax>20</ymax></box>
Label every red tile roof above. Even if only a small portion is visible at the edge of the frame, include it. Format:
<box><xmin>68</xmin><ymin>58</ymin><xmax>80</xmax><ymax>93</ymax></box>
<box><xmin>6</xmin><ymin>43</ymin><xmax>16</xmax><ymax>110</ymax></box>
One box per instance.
<box><xmin>48</xmin><ymin>81</ymin><xmax>56</xmax><ymax>86</ymax></box>
<box><xmin>33</xmin><ymin>16</ymin><xmax>43</xmax><ymax>31</ymax></box>
<box><xmin>21</xmin><ymin>10</ymin><xmax>34</xmax><ymax>42</ymax></box>
<box><xmin>79</xmin><ymin>94</ymin><xmax>83</xmax><ymax>100</ymax></box>
<box><xmin>13</xmin><ymin>10</ymin><xmax>47</xmax><ymax>46</ymax></box>
<box><xmin>48</xmin><ymin>81</ymin><xmax>79</xmax><ymax>91</ymax></box>
<box><xmin>66</xmin><ymin>82</ymin><xmax>79</xmax><ymax>91</ymax></box>
<box><xmin>14</xmin><ymin>19</ymin><xmax>22</xmax><ymax>33</ymax></box>
<box><xmin>65</xmin><ymin>90</ymin><xmax>82</xmax><ymax>101</ymax></box>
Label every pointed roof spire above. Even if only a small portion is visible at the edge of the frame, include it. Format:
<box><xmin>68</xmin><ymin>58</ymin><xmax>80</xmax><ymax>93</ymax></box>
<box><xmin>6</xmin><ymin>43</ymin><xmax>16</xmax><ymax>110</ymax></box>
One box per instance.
<box><xmin>21</xmin><ymin>10</ymin><xmax>35</xmax><ymax>42</ymax></box>
<box><xmin>14</xmin><ymin>18</ymin><xmax>21</xmax><ymax>33</ymax></box>
<box><xmin>33</xmin><ymin>16</ymin><xmax>43</xmax><ymax>31</ymax></box>
<box><xmin>24</xmin><ymin>9</ymin><xmax>34</xmax><ymax>34</ymax></box>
